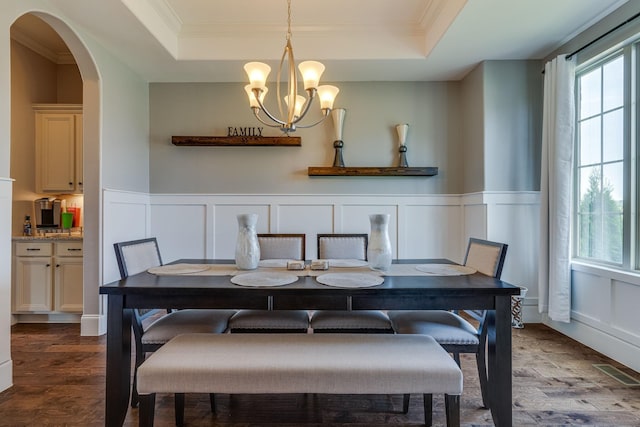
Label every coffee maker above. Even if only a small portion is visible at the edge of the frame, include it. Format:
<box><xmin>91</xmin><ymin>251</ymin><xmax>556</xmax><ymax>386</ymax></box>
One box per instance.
<box><xmin>34</xmin><ymin>198</ymin><xmax>62</xmax><ymax>229</ymax></box>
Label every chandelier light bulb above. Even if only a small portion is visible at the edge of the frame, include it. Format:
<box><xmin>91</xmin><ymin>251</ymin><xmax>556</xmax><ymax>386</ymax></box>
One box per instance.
<box><xmin>298</xmin><ymin>61</ymin><xmax>325</xmax><ymax>90</ymax></box>
<box><xmin>317</xmin><ymin>85</ymin><xmax>339</xmax><ymax>110</ymax></box>
<box><xmin>285</xmin><ymin>94</ymin><xmax>307</xmax><ymax>118</ymax></box>
<box><xmin>244</xmin><ymin>62</ymin><xmax>271</xmax><ymax>90</ymax></box>
<box><xmin>245</xmin><ymin>85</ymin><xmax>268</xmax><ymax>108</ymax></box>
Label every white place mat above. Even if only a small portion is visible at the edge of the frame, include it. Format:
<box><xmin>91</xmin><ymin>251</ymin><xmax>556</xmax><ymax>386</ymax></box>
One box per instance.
<box><xmin>147</xmin><ymin>264</ymin><xmax>211</xmax><ymax>275</ymax></box>
<box><xmin>414</xmin><ymin>264</ymin><xmax>477</xmax><ymax>276</ymax></box>
<box><xmin>231</xmin><ymin>272</ymin><xmax>299</xmax><ymax>287</ymax></box>
<box><xmin>316</xmin><ymin>273</ymin><xmax>384</xmax><ymax>288</ymax></box>
<box><xmin>327</xmin><ymin>259</ymin><xmax>369</xmax><ymax>268</ymax></box>
<box><xmin>258</xmin><ymin>259</ymin><xmax>293</xmax><ymax>268</ymax></box>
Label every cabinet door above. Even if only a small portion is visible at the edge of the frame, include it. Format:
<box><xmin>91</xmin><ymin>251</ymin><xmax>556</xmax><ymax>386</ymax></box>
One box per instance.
<box><xmin>14</xmin><ymin>256</ymin><xmax>53</xmax><ymax>312</ymax></box>
<box><xmin>54</xmin><ymin>256</ymin><xmax>83</xmax><ymax>313</ymax></box>
<box><xmin>36</xmin><ymin>113</ymin><xmax>77</xmax><ymax>193</ymax></box>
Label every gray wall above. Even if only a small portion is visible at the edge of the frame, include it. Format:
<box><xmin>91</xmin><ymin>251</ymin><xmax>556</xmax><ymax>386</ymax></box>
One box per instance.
<box><xmin>460</xmin><ymin>63</ymin><xmax>485</xmax><ymax>193</ymax></box>
<box><xmin>149</xmin><ymin>81</ymin><xmax>464</xmax><ymax>194</ymax></box>
<box><xmin>483</xmin><ymin>60</ymin><xmax>542</xmax><ymax>191</ymax></box>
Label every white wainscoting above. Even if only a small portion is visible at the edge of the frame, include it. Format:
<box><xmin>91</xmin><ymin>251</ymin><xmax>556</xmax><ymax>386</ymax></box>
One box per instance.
<box><xmin>148</xmin><ymin>193</ymin><xmax>472</xmax><ymax>264</ymax></box>
<box><xmin>547</xmin><ymin>262</ymin><xmax>640</xmax><ymax>372</ymax></box>
<box><xmin>103</xmin><ymin>191</ymin><xmax>543</xmax><ymax>313</ymax></box>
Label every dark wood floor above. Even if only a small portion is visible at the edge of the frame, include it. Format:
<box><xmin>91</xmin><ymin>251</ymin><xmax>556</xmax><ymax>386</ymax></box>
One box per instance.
<box><xmin>1</xmin><ymin>323</ymin><xmax>639</xmax><ymax>426</ymax></box>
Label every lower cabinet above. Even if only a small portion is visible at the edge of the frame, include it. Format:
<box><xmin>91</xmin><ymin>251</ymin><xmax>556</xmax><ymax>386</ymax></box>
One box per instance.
<box><xmin>13</xmin><ymin>241</ymin><xmax>83</xmax><ymax>313</ymax></box>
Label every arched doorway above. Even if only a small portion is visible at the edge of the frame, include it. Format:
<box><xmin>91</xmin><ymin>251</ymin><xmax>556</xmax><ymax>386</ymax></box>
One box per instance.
<box><xmin>9</xmin><ymin>11</ymin><xmax>101</xmax><ymax>336</ymax></box>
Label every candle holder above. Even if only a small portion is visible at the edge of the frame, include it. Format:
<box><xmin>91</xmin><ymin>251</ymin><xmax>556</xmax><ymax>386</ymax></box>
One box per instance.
<box><xmin>331</xmin><ymin>108</ymin><xmax>346</xmax><ymax>167</ymax></box>
<box><xmin>396</xmin><ymin>123</ymin><xmax>409</xmax><ymax>167</ymax></box>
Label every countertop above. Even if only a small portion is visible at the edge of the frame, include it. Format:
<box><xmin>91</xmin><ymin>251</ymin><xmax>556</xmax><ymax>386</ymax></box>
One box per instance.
<box><xmin>13</xmin><ymin>234</ymin><xmax>83</xmax><ymax>242</ymax></box>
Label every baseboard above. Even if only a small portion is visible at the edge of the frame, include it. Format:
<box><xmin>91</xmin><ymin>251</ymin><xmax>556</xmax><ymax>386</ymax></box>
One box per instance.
<box><xmin>12</xmin><ymin>313</ymin><xmax>81</xmax><ymax>323</ymax></box>
<box><xmin>0</xmin><ymin>358</ymin><xmax>13</xmax><ymax>393</ymax></box>
<box><xmin>522</xmin><ymin>298</ymin><xmax>542</xmax><ymax>323</ymax></box>
<box><xmin>543</xmin><ymin>314</ymin><xmax>640</xmax><ymax>372</ymax></box>
<box><xmin>81</xmin><ymin>313</ymin><xmax>107</xmax><ymax>336</ymax></box>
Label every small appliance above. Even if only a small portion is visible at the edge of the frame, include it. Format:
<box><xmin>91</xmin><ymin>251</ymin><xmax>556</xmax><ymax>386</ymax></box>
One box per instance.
<box><xmin>34</xmin><ymin>198</ymin><xmax>62</xmax><ymax>229</ymax></box>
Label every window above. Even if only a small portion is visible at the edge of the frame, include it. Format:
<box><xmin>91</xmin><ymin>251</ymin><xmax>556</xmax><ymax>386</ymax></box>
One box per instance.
<box><xmin>574</xmin><ymin>49</ymin><xmax>631</xmax><ymax>267</ymax></box>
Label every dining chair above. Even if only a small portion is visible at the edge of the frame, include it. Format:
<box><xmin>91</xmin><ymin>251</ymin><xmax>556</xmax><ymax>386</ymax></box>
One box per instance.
<box><xmin>227</xmin><ymin>234</ymin><xmax>310</xmax><ymax>333</ymax></box>
<box><xmin>388</xmin><ymin>237</ymin><xmax>508</xmax><ymax>410</ymax></box>
<box><xmin>310</xmin><ymin>233</ymin><xmax>394</xmax><ymax>334</ymax></box>
<box><xmin>113</xmin><ymin>238</ymin><xmax>236</xmax><ymax>412</ymax></box>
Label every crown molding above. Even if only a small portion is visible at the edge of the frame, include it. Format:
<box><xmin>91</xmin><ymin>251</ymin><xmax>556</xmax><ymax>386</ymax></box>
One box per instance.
<box><xmin>10</xmin><ymin>27</ymin><xmax>75</xmax><ymax>65</ymax></box>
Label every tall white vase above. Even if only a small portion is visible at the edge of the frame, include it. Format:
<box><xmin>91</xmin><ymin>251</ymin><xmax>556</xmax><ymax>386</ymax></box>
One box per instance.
<box><xmin>367</xmin><ymin>214</ymin><xmax>392</xmax><ymax>271</ymax></box>
<box><xmin>235</xmin><ymin>213</ymin><xmax>260</xmax><ymax>270</ymax></box>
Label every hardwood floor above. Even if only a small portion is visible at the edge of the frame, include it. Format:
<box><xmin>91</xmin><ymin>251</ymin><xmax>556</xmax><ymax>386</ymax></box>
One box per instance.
<box><xmin>1</xmin><ymin>323</ymin><xmax>639</xmax><ymax>426</ymax></box>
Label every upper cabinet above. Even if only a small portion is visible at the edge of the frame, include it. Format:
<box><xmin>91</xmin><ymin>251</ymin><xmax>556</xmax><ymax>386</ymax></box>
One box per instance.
<box><xmin>34</xmin><ymin>104</ymin><xmax>83</xmax><ymax>194</ymax></box>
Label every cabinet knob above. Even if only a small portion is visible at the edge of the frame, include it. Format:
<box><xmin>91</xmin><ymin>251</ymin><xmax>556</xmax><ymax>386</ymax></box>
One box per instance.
<box><xmin>56</xmin><ymin>264</ymin><xmax>60</xmax><ymax>268</ymax></box>
<box><xmin>78</xmin><ymin>182</ymin><xmax>83</xmax><ymax>186</ymax></box>
<box><xmin>69</xmin><ymin>182</ymin><xmax>73</xmax><ymax>186</ymax></box>
<box><xmin>46</xmin><ymin>264</ymin><xmax>51</xmax><ymax>267</ymax></box>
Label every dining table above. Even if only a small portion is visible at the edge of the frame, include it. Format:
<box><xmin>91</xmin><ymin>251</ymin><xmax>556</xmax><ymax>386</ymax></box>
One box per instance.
<box><xmin>99</xmin><ymin>258</ymin><xmax>520</xmax><ymax>427</ymax></box>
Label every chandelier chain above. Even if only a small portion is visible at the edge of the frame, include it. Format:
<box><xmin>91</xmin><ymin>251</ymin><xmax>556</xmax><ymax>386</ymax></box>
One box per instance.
<box><xmin>286</xmin><ymin>0</ymin><xmax>292</xmax><ymax>41</ymax></box>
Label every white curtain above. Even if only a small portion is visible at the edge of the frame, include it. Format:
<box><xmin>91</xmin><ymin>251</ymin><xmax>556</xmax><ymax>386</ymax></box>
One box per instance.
<box><xmin>538</xmin><ymin>54</ymin><xmax>576</xmax><ymax>323</ymax></box>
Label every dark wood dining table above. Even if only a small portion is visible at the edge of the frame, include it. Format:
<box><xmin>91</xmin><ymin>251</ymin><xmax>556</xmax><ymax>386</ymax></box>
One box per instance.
<box><xmin>99</xmin><ymin>259</ymin><xmax>519</xmax><ymax>427</ymax></box>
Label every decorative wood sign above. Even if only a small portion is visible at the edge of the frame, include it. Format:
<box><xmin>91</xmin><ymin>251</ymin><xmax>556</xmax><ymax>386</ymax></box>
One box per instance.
<box><xmin>172</xmin><ymin>127</ymin><xmax>300</xmax><ymax>146</ymax></box>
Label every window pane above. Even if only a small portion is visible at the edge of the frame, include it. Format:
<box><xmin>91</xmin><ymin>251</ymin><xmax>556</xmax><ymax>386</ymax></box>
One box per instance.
<box><xmin>578</xmin><ymin>214</ymin><xmax>602</xmax><ymax>259</ymax></box>
<box><xmin>579</xmin><ymin>117</ymin><xmax>601</xmax><ymax>165</ymax></box>
<box><xmin>579</xmin><ymin>68</ymin><xmax>601</xmax><ymax>119</ymax></box>
<box><xmin>603</xmin><ymin>56</ymin><xmax>623</xmax><ymax>111</ymax></box>
<box><xmin>603</xmin><ymin>213</ymin><xmax>623</xmax><ymax>263</ymax></box>
<box><xmin>603</xmin><ymin>109</ymin><xmax>623</xmax><ymax>162</ymax></box>
<box><xmin>602</xmin><ymin>162</ymin><xmax>623</xmax><ymax>211</ymax></box>
<box><xmin>578</xmin><ymin>166</ymin><xmax>601</xmax><ymax>213</ymax></box>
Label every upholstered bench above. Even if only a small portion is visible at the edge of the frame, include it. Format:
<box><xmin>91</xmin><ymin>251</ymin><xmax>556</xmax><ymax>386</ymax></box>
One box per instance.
<box><xmin>137</xmin><ymin>333</ymin><xmax>463</xmax><ymax>427</ymax></box>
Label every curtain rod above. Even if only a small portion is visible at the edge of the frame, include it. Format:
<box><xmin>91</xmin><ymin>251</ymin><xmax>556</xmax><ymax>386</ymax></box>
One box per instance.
<box><xmin>566</xmin><ymin>10</ymin><xmax>640</xmax><ymax>60</ymax></box>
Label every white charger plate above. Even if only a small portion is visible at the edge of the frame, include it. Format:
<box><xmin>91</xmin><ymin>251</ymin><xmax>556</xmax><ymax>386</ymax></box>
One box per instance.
<box><xmin>316</xmin><ymin>273</ymin><xmax>384</xmax><ymax>288</ymax></box>
<box><xmin>147</xmin><ymin>264</ymin><xmax>210</xmax><ymax>275</ymax></box>
<box><xmin>415</xmin><ymin>264</ymin><xmax>477</xmax><ymax>276</ymax></box>
<box><xmin>231</xmin><ymin>272</ymin><xmax>299</xmax><ymax>287</ymax></box>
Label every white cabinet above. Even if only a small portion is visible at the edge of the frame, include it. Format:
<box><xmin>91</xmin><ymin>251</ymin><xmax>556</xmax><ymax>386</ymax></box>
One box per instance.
<box><xmin>13</xmin><ymin>241</ymin><xmax>83</xmax><ymax>313</ymax></box>
<box><xmin>34</xmin><ymin>104</ymin><xmax>83</xmax><ymax>194</ymax></box>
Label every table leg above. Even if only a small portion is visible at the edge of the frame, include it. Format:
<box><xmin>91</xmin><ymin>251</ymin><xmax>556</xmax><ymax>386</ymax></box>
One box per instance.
<box><xmin>105</xmin><ymin>295</ymin><xmax>132</xmax><ymax>427</ymax></box>
<box><xmin>486</xmin><ymin>296</ymin><xmax>513</xmax><ymax>427</ymax></box>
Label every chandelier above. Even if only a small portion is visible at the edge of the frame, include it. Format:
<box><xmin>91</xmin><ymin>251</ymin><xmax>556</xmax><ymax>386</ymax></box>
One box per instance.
<box><xmin>244</xmin><ymin>0</ymin><xmax>339</xmax><ymax>134</ymax></box>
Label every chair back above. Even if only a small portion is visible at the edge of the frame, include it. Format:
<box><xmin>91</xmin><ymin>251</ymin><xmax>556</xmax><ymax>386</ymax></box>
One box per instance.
<box><xmin>258</xmin><ymin>234</ymin><xmax>305</xmax><ymax>260</ymax></box>
<box><xmin>114</xmin><ymin>237</ymin><xmax>163</xmax><ymax>278</ymax></box>
<box><xmin>317</xmin><ymin>234</ymin><xmax>368</xmax><ymax>260</ymax></box>
<box><xmin>463</xmin><ymin>238</ymin><xmax>508</xmax><ymax>279</ymax></box>
<box><xmin>113</xmin><ymin>238</ymin><xmax>165</xmax><ymax>337</ymax></box>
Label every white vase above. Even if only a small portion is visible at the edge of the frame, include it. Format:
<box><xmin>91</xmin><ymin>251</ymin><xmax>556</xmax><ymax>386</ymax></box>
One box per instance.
<box><xmin>367</xmin><ymin>214</ymin><xmax>392</xmax><ymax>271</ymax></box>
<box><xmin>235</xmin><ymin>213</ymin><xmax>260</xmax><ymax>270</ymax></box>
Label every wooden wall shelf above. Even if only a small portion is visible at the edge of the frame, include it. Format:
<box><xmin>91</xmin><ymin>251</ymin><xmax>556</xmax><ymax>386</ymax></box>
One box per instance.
<box><xmin>172</xmin><ymin>136</ymin><xmax>301</xmax><ymax>146</ymax></box>
<box><xmin>307</xmin><ymin>167</ymin><xmax>438</xmax><ymax>177</ymax></box>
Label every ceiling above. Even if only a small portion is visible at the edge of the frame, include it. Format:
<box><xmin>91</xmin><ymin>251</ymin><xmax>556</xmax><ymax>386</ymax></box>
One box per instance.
<box><xmin>10</xmin><ymin>0</ymin><xmax>629</xmax><ymax>82</ymax></box>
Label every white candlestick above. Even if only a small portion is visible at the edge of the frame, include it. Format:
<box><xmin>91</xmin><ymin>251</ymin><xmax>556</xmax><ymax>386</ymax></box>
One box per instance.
<box><xmin>396</xmin><ymin>123</ymin><xmax>409</xmax><ymax>146</ymax></box>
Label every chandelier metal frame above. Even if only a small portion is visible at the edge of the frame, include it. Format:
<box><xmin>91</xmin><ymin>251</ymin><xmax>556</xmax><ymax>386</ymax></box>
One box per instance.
<box><xmin>244</xmin><ymin>0</ymin><xmax>339</xmax><ymax>134</ymax></box>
